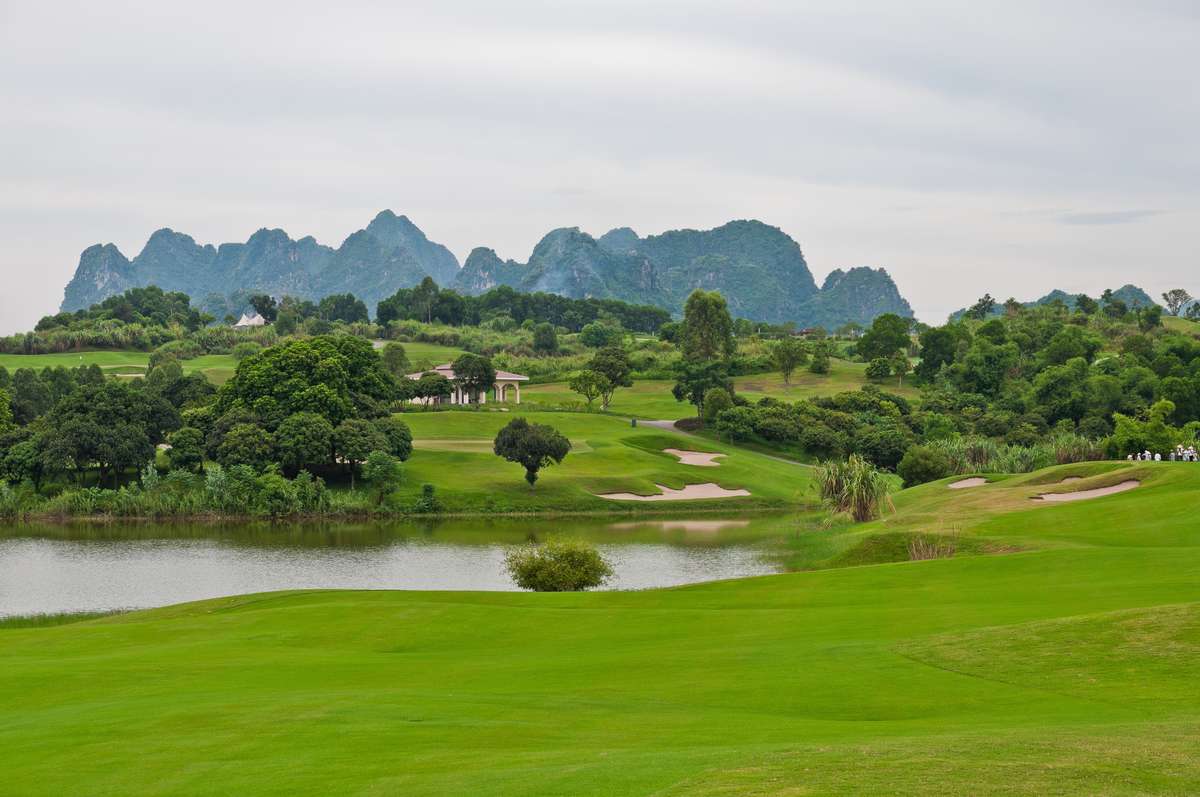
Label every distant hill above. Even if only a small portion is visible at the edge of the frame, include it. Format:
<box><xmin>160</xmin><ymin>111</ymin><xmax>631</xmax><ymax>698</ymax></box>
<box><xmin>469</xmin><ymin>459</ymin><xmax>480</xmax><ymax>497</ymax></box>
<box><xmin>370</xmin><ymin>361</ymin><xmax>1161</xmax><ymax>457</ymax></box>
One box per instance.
<box><xmin>61</xmin><ymin>210</ymin><xmax>460</xmax><ymax>315</ymax></box>
<box><xmin>949</xmin><ymin>284</ymin><xmax>1157</xmax><ymax>321</ymax></box>
<box><xmin>61</xmin><ymin>213</ymin><xmax>913</xmax><ymax>328</ymax></box>
<box><xmin>455</xmin><ymin>221</ymin><xmax>912</xmax><ymax>327</ymax></box>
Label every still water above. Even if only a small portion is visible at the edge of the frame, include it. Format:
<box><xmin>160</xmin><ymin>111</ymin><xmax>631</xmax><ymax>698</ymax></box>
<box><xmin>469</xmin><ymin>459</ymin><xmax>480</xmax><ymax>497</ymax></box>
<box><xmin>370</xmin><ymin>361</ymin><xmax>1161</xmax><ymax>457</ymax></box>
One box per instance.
<box><xmin>0</xmin><ymin>515</ymin><xmax>792</xmax><ymax>616</ymax></box>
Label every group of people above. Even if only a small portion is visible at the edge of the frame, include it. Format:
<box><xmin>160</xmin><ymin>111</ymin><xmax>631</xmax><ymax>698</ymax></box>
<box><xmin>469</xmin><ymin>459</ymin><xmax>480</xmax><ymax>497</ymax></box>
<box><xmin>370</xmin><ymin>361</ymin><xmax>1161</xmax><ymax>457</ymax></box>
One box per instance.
<box><xmin>1128</xmin><ymin>446</ymin><xmax>1199</xmax><ymax>462</ymax></box>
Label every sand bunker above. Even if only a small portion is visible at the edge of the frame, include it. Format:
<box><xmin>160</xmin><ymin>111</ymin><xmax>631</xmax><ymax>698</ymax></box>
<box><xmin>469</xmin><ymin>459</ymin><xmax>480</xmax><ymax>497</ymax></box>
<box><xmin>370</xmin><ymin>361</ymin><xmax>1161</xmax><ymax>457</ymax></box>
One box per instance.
<box><xmin>597</xmin><ymin>483</ymin><xmax>751</xmax><ymax>501</ymax></box>
<box><xmin>1034</xmin><ymin>480</ymin><xmax>1140</xmax><ymax>502</ymax></box>
<box><xmin>948</xmin><ymin>477</ymin><xmax>988</xmax><ymax>490</ymax></box>
<box><xmin>664</xmin><ymin>448</ymin><xmax>725</xmax><ymax>467</ymax></box>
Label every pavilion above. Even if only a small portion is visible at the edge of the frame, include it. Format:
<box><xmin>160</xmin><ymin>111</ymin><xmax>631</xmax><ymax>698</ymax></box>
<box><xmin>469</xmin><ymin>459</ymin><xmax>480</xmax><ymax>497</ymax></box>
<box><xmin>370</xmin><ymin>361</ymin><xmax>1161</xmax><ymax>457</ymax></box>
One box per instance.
<box><xmin>405</xmin><ymin>363</ymin><xmax>528</xmax><ymax>405</ymax></box>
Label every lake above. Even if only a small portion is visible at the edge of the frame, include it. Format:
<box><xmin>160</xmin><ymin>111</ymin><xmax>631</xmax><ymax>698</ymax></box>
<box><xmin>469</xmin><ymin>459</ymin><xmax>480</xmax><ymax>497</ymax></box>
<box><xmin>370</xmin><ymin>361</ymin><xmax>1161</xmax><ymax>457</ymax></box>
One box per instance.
<box><xmin>0</xmin><ymin>515</ymin><xmax>794</xmax><ymax>616</ymax></box>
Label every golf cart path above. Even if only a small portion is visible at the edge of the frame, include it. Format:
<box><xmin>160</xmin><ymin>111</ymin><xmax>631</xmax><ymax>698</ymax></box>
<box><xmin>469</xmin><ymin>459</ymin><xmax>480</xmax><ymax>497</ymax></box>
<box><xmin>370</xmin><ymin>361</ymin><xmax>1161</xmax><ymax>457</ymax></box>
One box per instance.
<box><xmin>642</xmin><ymin>420</ymin><xmax>814</xmax><ymax>469</ymax></box>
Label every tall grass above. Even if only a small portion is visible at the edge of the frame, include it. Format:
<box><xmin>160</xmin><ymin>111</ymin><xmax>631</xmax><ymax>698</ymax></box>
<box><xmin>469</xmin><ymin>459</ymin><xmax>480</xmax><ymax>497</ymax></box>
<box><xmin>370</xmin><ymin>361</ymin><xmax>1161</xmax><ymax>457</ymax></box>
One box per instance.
<box><xmin>815</xmin><ymin>454</ymin><xmax>893</xmax><ymax>522</ymax></box>
<box><xmin>929</xmin><ymin>433</ymin><xmax>1104</xmax><ymax>475</ymax></box>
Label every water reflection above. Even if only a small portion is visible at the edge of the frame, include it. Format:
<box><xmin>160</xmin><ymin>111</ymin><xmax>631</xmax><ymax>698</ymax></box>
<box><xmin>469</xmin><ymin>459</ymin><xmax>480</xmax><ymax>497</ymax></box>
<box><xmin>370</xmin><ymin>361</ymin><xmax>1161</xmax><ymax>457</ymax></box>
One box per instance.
<box><xmin>0</xmin><ymin>515</ymin><xmax>790</xmax><ymax>616</ymax></box>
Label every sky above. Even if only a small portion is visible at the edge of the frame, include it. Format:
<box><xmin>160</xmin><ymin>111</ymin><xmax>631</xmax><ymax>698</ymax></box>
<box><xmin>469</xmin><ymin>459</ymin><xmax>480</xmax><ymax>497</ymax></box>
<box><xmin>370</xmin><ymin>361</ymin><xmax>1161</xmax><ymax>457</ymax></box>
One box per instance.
<box><xmin>1</xmin><ymin>0</ymin><xmax>1197</xmax><ymax>333</ymax></box>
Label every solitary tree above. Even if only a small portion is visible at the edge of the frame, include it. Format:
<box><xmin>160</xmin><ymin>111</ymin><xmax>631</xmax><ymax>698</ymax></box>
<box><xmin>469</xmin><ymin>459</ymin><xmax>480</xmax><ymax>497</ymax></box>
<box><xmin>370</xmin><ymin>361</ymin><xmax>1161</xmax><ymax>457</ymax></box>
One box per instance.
<box><xmin>966</xmin><ymin>294</ymin><xmax>996</xmax><ymax>320</ymax></box>
<box><xmin>857</xmin><ymin>314</ymin><xmax>910</xmax><ymax>361</ymax></box>
<box><xmin>890</xmin><ymin>352</ymin><xmax>911</xmax><ymax>387</ymax></box>
<box><xmin>493</xmin><ymin>417</ymin><xmax>571</xmax><ymax>487</ymax></box>
<box><xmin>772</xmin><ymin>337</ymin><xmax>808</xmax><ymax>384</ymax></box>
<box><xmin>568</xmin><ymin>370</ymin><xmax>610</xmax><ymax>409</ymax></box>
<box><xmin>808</xmin><ymin>342</ymin><xmax>832</xmax><ymax>375</ymax></box>
<box><xmin>1162</xmin><ymin>289</ymin><xmax>1193</xmax><ymax>317</ymax></box>
<box><xmin>588</xmin><ymin>347</ymin><xmax>633</xmax><ymax>410</ymax></box>
<box><xmin>680</xmin><ymin>289</ymin><xmax>735</xmax><ymax>362</ymax></box>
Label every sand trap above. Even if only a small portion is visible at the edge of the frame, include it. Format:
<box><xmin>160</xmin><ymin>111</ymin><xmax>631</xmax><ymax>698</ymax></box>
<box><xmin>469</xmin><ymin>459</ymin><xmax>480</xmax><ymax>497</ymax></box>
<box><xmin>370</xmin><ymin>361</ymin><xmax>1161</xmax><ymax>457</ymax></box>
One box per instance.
<box><xmin>597</xmin><ymin>483</ymin><xmax>751</xmax><ymax>501</ymax></box>
<box><xmin>1034</xmin><ymin>480</ymin><xmax>1140</xmax><ymax>502</ymax></box>
<box><xmin>1059</xmin><ymin>476</ymin><xmax>1083</xmax><ymax>483</ymax></box>
<box><xmin>664</xmin><ymin>448</ymin><xmax>725</xmax><ymax>467</ymax></box>
<box><xmin>948</xmin><ymin>477</ymin><xmax>988</xmax><ymax>490</ymax></box>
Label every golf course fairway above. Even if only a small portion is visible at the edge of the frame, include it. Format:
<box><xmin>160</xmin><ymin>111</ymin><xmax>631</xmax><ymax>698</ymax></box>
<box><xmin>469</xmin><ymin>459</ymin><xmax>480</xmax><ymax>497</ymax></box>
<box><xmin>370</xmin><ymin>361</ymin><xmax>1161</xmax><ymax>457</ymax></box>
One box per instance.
<box><xmin>2</xmin><ymin>462</ymin><xmax>1199</xmax><ymax>795</ymax></box>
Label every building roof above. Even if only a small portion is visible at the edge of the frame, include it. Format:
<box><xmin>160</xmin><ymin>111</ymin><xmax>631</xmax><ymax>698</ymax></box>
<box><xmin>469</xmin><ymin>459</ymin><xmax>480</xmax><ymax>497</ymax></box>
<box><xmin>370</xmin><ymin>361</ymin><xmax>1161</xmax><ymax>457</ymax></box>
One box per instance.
<box><xmin>233</xmin><ymin>311</ymin><xmax>266</xmax><ymax>328</ymax></box>
<box><xmin>405</xmin><ymin>363</ymin><xmax>528</xmax><ymax>382</ymax></box>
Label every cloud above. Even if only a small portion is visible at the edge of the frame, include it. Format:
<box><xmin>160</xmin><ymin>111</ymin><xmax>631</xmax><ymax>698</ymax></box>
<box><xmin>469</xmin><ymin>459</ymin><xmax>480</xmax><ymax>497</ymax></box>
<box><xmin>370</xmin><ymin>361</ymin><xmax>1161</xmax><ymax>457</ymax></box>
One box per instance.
<box><xmin>1058</xmin><ymin>210</ymin><xmax>1165</xmax><ymax>226</ymax></box>
<box><xmin>0</xmin><ymin>1</ymin><xmax>1197</xmax><ymax>331</ymax></box>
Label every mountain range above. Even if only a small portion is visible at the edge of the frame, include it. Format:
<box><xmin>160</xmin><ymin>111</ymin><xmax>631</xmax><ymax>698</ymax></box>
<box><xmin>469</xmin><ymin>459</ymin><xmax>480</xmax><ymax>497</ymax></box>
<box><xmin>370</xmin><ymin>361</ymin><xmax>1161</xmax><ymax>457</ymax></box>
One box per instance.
<box><xmin>948</xmin><ymin>285</ymin><xmax>1158</xmax><ymax>321</ymax></box>
<box><xmin>60</xmin><ymin>211</ymin><xmax>913</xmax><ymax>327</ymax></box>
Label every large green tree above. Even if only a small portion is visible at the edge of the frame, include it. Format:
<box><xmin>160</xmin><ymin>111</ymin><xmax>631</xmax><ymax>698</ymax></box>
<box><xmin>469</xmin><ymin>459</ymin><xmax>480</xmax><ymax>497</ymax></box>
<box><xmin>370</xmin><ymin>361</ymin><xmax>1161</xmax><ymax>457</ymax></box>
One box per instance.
<box><xmin>333</xmin><ymin>419</ymin><xmax>389</xmax><ymax>488</ymax></box>
<box><xmin>493</xmin><ymin>417</ymin><xmax>571</xmax><ymax>488</ymax></box>
<box><xmin>588</xmin><ymin>347</ymin><xmax>633</xmax><ymax>410</ymax></box>
<box><xmin>857</xmin><ymin>313</ymin><xmax>910</xmax><ymax>362</ymax></box>
<box><xmin>680</xmin><ymin>290</ymin><xmax>735</xmax><ymax>362</ymax></box>
<box><xmin>274</xmin><ymin>412</ymin><xmax>335</xmax><ymax>474</ymax></box>
<box><xmin>772</xmin><ymin>337</ymin><xmax>808</xmax><ymax>384</ymax></box>
<box><xmin>672</xmin><ymin>361</ymin><xmax>734</xmax><ymax>416</ymax></box>
<box><xmin>451</xmin><ymin>354</ymin><xmax>496</xmax><ymax>404</ymax></box>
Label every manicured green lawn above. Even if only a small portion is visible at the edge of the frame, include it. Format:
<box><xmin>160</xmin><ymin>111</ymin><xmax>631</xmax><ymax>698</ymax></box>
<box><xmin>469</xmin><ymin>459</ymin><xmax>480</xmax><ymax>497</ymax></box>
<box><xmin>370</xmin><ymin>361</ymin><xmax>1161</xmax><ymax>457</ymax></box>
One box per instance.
<box><xmin>396</xmin><ymin>409</ymin><xmax>809</xmax><ymax>511</ymax></box>
<box><xmin>2</xmin><ymin>462</ymin><xmax>1198</xmax><ymax>794</ymax></box>
<box><xmin>0</xmin><ymin>351</ymin><xmax>239</xmax><ymax>385</ymax></box>
<box><xmin>522</xmin><ymin>358</ymin><xmax>919</xmax><ymax>419</ymax></box>
<box><xmin>397</xmin><ymin>341</ymin><xmax>468</xmax><ymax>369</ymax></box>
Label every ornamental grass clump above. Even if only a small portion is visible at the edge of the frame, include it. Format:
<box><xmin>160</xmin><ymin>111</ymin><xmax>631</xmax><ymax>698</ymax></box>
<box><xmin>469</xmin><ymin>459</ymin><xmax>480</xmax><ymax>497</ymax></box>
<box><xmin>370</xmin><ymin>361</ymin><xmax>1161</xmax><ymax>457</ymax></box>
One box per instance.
<box><xmin>815</xmin><ymin>454</ymin><xmax>893</xmax><ymax>523</ymax></box>
<box><xmin>504</xmin><ymin>537</ymin><xmax>614</xmax><ymax>592</ymax></box>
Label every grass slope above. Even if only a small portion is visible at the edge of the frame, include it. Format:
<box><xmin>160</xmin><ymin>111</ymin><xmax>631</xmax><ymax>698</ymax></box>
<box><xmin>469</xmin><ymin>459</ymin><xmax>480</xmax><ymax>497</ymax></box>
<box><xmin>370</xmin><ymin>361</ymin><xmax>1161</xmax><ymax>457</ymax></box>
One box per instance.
<box><xmin>0</xmin><ymin>351</ymin><xmax>239</xmax><ymax>385</ymax></box>
<box><xmin>522</xmin><ymin>358</ymin><xmax>918</xmax><ymax>419</ymax></box>
<box><xmin>397</xmin><ymin>409</ymin><xmax>808</xmax><ymax>511</ymax></box>
<box><xmin>3</xmin><ymin>463</ymin><xmax>1199</xmax><ymax>794</ymax></box>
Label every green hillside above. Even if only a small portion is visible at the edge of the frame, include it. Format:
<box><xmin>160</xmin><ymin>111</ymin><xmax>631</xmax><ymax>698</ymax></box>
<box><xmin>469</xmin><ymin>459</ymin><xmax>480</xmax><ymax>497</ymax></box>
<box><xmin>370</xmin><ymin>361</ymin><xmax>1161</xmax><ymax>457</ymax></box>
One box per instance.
<box><xmin>2</xmin><ymin>462</ymin><xmax>1197</xmax><ymax>794</ymax></box>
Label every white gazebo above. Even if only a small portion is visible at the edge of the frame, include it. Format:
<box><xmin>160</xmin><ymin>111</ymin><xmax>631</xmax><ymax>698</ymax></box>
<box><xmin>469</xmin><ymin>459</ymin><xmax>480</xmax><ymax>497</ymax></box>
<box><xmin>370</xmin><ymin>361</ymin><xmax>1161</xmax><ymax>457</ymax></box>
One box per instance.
<box><xmin>405</xmin><ymin>363</ymin><xmax>528</xmax><ymax>405</ymax></box>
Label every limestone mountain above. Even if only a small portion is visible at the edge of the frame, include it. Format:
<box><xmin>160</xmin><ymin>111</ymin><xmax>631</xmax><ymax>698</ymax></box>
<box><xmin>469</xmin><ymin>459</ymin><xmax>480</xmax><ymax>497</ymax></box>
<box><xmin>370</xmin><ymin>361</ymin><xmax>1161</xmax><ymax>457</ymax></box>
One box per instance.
<box><xmin>455</xmin><ymin>220</ymin><xmax>910</xmax><ymax>327</ymax></box>
<box><xmin>949</xmin><ymin>284</ymin><xmax>1159</xmax><ymax>320</ymax></box>
<box><xmin>61</xmin><ymin>212</ymin><xmax>913</xmax><ymax>327</ymax></box>
<box><xmin>60</xmin><ymin>210</ymin><xmax>460</xmax><ymax>314</ymax></box>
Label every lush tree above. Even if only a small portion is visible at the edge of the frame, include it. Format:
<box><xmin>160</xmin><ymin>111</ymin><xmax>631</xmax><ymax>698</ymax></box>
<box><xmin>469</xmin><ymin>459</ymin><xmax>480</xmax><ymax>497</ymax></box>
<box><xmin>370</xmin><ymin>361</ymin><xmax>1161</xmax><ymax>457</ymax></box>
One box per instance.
<box><xmin>249</xmin><ymin>294</ymin><xmax>278</xmax><ymax>322</ymax></box>
<box><xmin>568</xmin><ymin>370</ymin><xmax>610</xmax><ymax>409</ymax></box>
<box><xmin>772</xmin><ymin>337</ymin><xmax>808</xmax><ymax>384</ymax></box>
<box><xmin>493</xmin><ymin>417</ymin><xmax>571</xmax><ymax>487</ymax></box>
<box><xmin>450</xmin><ymin>354</ymin><xmax>496</xmax><ymax>404</ymax></box>
<box><xmin>216</xmin><ymin>335</ymin><xmax>395</xmax><ymax>427</ymax></box>
<box><xmin>216</xmin><ymin>423</ymin><xmax>274</xmax><ymax>471</ymax></box>
<box><xmin>966</xmin><ymin>294</ymin><xmax>996</xmax><ymax>319</ymax></box>
<box><xmin>318</xmin><ymin>293</ymin><xmax>369</xmax><ymax>324</ymax></box>
<box><xmin>865</xmin><ymin>358</ymin><xmax>891</xmax><ymax>381</ymax></box>
<box><xmin>1003</xmin><ymin>297</ymin><xmax>1022</xmax><ymax>316</ymax></box>
<box><xmin>896</xmin><ymin>445</ymin><xmax>952</xmax><ymax>487</ymax></box>
<box><xmin>411</xmin><ymin>277</ymin><xmax>439</xmax><ymax>324</ymax></box>
<box><xmin>1074</xmin><ymin>294</ymin><xmax>1099</xmax><ymax>315</ymax></box>
<box><xmin>671</xmin><ymin>361</ymin><xmax>734</xmax><ymax>416</ymax></box>
<box><xmin>1162</xmin><ymin>289</ymin><xmax>1193</xmax><ymax>317</ymax></box>
<box><xmin>372</xmin><ymin>416</ymin><xmax>413</xmax><ymax>461</ymax></box>
<box><xmin>414</xmin><ymin>372</ymin><xmax>453</xmax><ymax>403</ymax></box>
<box><xmin>274</xmin><ymin>412</ymin><xmax>334</xmax><ymax>474</ymax></box>
<box><xmin>167</xmin><ymin>426</ymin><xmax>205</xmax><ymax>473</ymax></box>
<box><xmin>380</xmin><ymin>342</ymin><xmax>410</xmax><ymax>378</ymax></box>
<box><xmin>504</xmin><ymin>537</ymin><xmax>613</xmax><ymax>591</ymax></box>
<box><xmin>333</xmin><ymin>419</ymin><xmax>389</xmax><ymax>489</ymax></box>
<box><xmin>532</xmin><ymin>322</ymin><xmax>558</xmax><ymax>354</ymax></box>
<box><xmin>0</xmin><ymin>388</ymin><xmax>13</xmax><ymax>436</ymax></box>
<box><xmin>808</xmin><ymin>342</ymin><xmax>831</xmax><ymax>375</ymax></box>
<box><xmin>701</xmin><ymin>387</ymin><xmax>733</xmax><ymax>425</ymax></box>
<box><xmin>588</xmin><ymin>347</ymin><xmax>633</xmax><ymax>410</ymax></box>
<box><xmin>890</xmin><ymin>352</ymin><xmax>911</xmax><ymax>387</ymax></box>
<box><xmin>38</xmin><ymin>381</ymin><xmax>178</xmax><ymax>487</ymax></box>
<box><xmin>679</xmin><ymin>290</ymin><xmax>735</xmax><ymax>362</ymax></box>
<box><xmin>362</xmin><ymin>450</ymin><xmax>403</xmax><ymax>506</ymax></box>
<box><xmin>579</xmin><ymin>321</ymin><xmax>621</xmax><ymax>348</ymax></box>
<box><xmin>1138</xmin><ymin>305</ymin><xmax>1163</xmax><ymax>331</ymax></box>
<box><xmin>857</xmin><ymin>313</ymin><xmax>910</xmax><ymax>361</ymax></box>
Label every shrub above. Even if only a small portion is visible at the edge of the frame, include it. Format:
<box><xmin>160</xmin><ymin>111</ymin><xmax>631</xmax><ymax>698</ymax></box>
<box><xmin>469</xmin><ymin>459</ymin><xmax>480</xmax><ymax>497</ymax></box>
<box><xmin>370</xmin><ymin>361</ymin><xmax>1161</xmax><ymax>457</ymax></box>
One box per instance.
<box><xmin>865</xmin><ymin>357</ymin><xmax>891</xmax><ymax>381</ymax></box>
<box><xmin>232</xmin><ymin>341</ymin><xmax>264</xmax><ymax>361</ymax></box>
<box><xmin>896</xmin><ymin>445</ymin><xmax>952</xmax><ymax>487</ymax></box>
<box><xmin>503</xmin><ymin>537</ymin><xmax>613</xmax><ymax>591</ymax></box>
<box><xmin>814</xmin><ymin>454</ymin><xmax>892</xmax><ymax>522</ymax></box>
<box><xmin>701</xmin><ymin>387</ymin><xmax>733</xmax><ymax>424</ymax></box>
<box><xmin>412</xmin><ymin>483</ymin><xmax>442</xmax><ymax>513</ymax></box>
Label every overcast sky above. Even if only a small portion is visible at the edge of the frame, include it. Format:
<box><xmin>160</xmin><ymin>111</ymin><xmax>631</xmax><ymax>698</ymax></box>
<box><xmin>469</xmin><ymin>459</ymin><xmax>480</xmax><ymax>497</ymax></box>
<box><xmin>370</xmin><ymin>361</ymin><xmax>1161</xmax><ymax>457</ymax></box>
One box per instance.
<box><xmin>1</xmin><ymin>0</ymin><xmax>1197</xmax><ymax>333</ymax></box>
